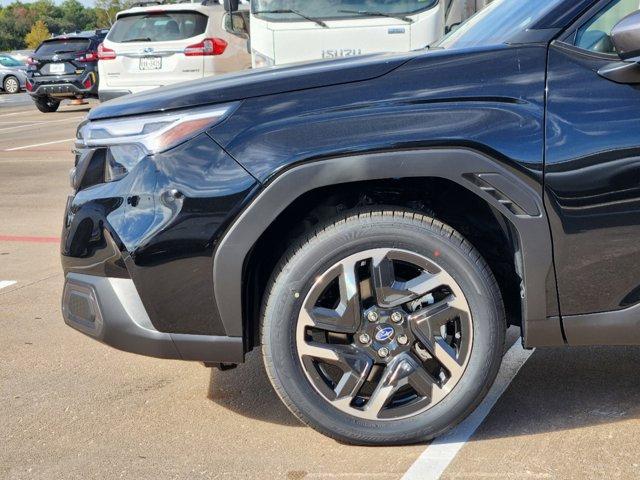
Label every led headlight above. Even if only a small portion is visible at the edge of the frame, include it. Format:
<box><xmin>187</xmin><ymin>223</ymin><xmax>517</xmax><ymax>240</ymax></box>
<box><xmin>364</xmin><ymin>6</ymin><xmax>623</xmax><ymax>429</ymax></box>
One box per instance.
<box><xmin>76</xmin><ymin>102</ymin><xmax>238</xmax><ymax>183</ymax></box>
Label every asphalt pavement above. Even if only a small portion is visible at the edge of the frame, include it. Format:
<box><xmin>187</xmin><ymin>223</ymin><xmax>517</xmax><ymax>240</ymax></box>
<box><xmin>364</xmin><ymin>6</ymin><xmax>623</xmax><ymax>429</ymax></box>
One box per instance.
<box><xmin>2</xmin><ymin>98</ymin><xmax>640</xmax><ymax>480</ymax></box>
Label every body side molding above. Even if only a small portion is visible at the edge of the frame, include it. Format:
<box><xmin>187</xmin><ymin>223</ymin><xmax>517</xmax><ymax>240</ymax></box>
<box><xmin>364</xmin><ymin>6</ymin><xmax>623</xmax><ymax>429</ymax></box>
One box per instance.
<box><xmin>213</xmin><ymin>148</ymin><xmax>564</xmax><ymax>348</ymax></box>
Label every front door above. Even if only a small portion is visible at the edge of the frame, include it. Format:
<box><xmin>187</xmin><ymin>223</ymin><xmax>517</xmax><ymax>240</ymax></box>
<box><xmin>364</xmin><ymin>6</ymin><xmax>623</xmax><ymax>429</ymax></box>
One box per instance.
<box><xmin>545</xmin><ymin>0</ymin><xmax>640</xmax><ymax>323</ymax></box>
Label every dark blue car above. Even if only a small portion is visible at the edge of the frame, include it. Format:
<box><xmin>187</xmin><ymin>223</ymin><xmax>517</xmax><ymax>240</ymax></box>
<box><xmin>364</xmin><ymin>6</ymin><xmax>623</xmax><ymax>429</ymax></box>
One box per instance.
<box><xmin>61</xmin><ymin>0</ymin><xmax>640</xmax><ymax>445</ymax></box>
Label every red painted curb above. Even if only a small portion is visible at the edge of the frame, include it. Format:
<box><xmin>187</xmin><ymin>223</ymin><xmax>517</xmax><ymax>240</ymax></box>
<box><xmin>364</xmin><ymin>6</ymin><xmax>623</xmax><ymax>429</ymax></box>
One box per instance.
<box><xmin>0</xmin><ymin>235</ymin><xmax>60</xmax><ymax>243</ymax></box>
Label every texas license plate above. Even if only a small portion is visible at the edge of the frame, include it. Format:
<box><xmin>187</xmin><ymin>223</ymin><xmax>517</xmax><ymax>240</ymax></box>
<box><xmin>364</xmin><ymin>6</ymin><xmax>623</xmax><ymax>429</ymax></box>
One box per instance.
<box><xmin>139</xmin><ymin>56</ymin><xmax>162</xmax><ymax>70</ymax></box>
<box><xmin>49</xmin><ymin>63</ymin><xmax>66</xmax><ymax>74</ymax></box>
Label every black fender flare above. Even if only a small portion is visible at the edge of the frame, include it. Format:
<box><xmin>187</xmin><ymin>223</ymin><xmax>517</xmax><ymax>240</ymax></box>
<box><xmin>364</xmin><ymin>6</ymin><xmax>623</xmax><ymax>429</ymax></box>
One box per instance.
<box><xmin>213</xmin><ymin>148</ymin><xmax>564</xmax><ymax>348</ymax></box>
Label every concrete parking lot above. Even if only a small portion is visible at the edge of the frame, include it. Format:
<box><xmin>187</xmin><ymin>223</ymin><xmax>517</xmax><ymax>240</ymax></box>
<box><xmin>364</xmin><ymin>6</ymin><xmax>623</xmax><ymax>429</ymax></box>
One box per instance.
<box><xmin>2</xmin><ymin>98</ymin><xmax>640</xmax><ymax>480</ymax></box>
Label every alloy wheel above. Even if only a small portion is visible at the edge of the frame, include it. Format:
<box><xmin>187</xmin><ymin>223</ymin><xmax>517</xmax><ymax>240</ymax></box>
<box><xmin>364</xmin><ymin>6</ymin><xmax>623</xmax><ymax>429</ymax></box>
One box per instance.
<box><xmin>4</xmin><ymin>77</ymin><xmax>19</xmax><ymax>94</ymax></box>
<box><xmin>296</xmin><ymin>248</ymin><xmax>473</xmax><ymax>421</ymax></box>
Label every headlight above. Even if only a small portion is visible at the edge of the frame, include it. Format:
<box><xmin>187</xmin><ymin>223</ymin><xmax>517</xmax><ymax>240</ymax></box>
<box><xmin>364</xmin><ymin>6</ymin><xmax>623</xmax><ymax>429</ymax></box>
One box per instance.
<box><xmin>252</xmin><ymin>50</ymin><xmax>275</xmax><ymax>68</ymax></box>
<box><xmin>76</xmin><ymin>102</ymin><xmax>238</xmax><ymax>183</ymax></box>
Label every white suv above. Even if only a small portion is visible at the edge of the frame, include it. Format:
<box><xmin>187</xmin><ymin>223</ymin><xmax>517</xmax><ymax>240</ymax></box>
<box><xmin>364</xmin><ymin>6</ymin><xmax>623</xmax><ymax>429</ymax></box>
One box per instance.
<box><xmin>97</xmin><ymin>1</ymin><xmax>250</xmax><ymax>102</ymax></box>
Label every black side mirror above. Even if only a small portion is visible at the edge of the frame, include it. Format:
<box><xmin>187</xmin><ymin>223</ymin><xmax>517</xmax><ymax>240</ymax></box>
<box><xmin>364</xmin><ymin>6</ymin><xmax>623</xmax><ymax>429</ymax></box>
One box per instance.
<box><xmin>223</xmin><ymin>0</ymin><xmax>239</xmax><ymax>12</ymax></box>
<box><xmin>223</xmin><ymin>11</ymin><xmax>249</xmax><ymax>39</ymax></box>
<box><xmin>598</xmin><ymin>10</ymin><xmax>640</xmax><ymax>84</ymax></box>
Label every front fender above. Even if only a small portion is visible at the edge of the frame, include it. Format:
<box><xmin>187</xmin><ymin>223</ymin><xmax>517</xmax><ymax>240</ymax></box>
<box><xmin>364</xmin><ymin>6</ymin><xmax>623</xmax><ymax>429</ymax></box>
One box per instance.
<box><xmin>213</xmin><ymin>148</ymin><xmax>563</xmax><ymax>348</ymax></box>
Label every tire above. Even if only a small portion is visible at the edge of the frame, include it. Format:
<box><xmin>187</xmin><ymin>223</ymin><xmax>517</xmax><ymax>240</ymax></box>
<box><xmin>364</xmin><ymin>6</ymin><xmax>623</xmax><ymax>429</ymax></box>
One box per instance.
<box><xmin>262</xmin><ymin>209</ymin><xmax>506</xmax><ymax>445</ymax></box>
<box><xmin>3</xmin><ymin>75</ymin><xmax>20</xmax><ymax>94</ymax></box>
<box><xmin>33</xmin><ymin>96</ymin><xmax>60</xmax><ymax>113</ymax></box>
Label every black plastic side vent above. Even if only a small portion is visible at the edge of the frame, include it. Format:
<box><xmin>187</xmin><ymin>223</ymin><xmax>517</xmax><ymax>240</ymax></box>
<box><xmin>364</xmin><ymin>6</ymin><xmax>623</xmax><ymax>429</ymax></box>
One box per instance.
<box><xmin>464</xmin><ymin>173</ymin><xmax>528</xmax><ymax>216</ymax></box>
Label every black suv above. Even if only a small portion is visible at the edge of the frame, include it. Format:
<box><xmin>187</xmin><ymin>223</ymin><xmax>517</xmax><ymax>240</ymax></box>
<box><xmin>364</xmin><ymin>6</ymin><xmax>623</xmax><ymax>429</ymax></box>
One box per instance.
<box><xmin>27</xmin><ymin>30</ymin><xmax>108</xmax><ymax>112</ymax></box>
<box><xmin>61</xmin><ymin>0</ymin><xmax>640</xmax><ymax>445</ymax></box>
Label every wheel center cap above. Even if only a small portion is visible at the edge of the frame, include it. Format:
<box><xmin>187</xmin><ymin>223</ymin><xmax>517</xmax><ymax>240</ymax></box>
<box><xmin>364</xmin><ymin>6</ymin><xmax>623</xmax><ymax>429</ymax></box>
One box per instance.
<box><xmin>374</xmin><ymin>324</ymin><xmax>395</xmax><ymax>342</ymax></box>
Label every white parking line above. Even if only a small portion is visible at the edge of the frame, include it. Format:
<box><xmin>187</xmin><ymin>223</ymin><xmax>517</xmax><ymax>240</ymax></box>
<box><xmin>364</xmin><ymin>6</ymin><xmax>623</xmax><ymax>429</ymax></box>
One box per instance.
<box><xmin>3</xmin><ymin>138</ymin><xmax>76</xmax><ymax>151</ymax></box>
<box><xmin>0</xmin><ymin>116</ymin><xmax>82</xmax><ymax>133</ymax></box>
<box><xmin>0</xmin><ymin>121</ymin><xmax>47</xmax><ymax>124</ymax></box>
<box><xmin>402</xmin><ymin>340</ymin><xmax>535</xmax><ymax>480</ymax></box>
<box><xmin>0</xmin><ymin>110</ymin><xmax>33</xmax><ymax>117</ymax></box>
<box><xmin>0</xmin><ymin>280</ymin><xmax>17</xmax><ymax>290</ymax></box>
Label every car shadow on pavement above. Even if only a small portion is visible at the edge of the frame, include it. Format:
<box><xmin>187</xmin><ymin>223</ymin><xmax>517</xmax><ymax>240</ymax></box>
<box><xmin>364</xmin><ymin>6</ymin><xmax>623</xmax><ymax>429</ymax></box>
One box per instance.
<box><xmin>206</xmin><ymin>328</ymin><xmax>521</xmax><ymax>430</ymax></box>
<box><xmin>207</xmin><ymin>348</ymin><xmax>303</xmax><ymax>427</ymax></box>
<box><xmin>468</xmin><ymin>346</ymin><xmax>640</xmax><ymax>442</ymax></box>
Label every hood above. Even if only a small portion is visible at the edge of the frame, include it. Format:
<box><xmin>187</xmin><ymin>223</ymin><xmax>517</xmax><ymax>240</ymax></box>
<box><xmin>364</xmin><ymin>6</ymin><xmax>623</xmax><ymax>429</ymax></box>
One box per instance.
<box><xmin>89</xmin><ymin>52</ymin><xmax>416</xmax><ymax>120</ymax></box>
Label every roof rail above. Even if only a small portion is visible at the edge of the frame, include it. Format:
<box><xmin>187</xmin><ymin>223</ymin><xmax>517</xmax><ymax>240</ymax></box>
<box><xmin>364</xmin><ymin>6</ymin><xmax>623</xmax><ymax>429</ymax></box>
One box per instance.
<box><xmin>129</xmin><ymin>0</ymin><xmax>165</xmax><ymax>7</ymax></box>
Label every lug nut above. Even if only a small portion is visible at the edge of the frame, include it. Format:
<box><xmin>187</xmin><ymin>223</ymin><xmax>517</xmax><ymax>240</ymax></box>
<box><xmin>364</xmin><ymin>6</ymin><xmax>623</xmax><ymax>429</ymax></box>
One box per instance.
<box><xmin>367</xmin><ymin>311</ymin><xmax>379</xmax><ymax>322</ymax></box>
<box><xmin>358</xmin><ymin>333</ymin><xmax>371</xmax><ymax>345</ymax></box>
<box><xmin>378</xmin><ymin>347</ymin><xmax>390</xmax><ymax>358</ymax></box>
<box><xmin>391</xmin><ymin>311</ymin><xmax>403</xmax><ymax>323</ymax></box>
<box><xmin>397</xmin><ymin>334</ymin><xmax>409</xmax><ymax>346</ymax></box>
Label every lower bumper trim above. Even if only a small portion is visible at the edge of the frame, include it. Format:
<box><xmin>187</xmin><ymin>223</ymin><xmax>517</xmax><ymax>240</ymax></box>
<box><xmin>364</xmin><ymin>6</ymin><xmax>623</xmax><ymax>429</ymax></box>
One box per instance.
<box><xmin>62</xmin><ymin>273</ymin><xmax>244</xmax><ymax>363</ymax></box>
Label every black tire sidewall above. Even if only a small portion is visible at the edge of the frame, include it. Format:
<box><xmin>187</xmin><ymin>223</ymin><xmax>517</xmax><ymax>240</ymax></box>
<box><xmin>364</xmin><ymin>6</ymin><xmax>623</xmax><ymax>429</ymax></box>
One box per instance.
<box><xmin>34</xmin><ymin>97</ymin><xmax>60</xmax><ymax>113</ymax></box>
<box><xmin>263</xmin><ymin>212</ymin><xmax>505</xmax><ymax>445</ymax></box>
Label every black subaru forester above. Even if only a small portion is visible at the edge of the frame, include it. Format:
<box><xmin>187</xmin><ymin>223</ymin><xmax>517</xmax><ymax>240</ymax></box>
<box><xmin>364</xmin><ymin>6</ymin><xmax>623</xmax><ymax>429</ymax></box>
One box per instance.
<box><xmin>27</xmin><ymin>30</ymin><xmax>108</xmax><ymax>113</ymax></box>
<box><xmin>61</xmin><ymin>0</ymin><xmax>640</xmax><ymax>445</ymax></box>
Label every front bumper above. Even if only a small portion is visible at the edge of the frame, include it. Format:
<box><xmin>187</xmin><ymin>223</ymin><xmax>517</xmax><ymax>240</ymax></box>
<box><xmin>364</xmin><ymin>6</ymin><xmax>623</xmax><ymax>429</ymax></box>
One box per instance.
<box><xmin>61</xmin><ymin>132</ymin><xmax>258</xmax><ymax>362</ymax></box>
<box><xmin>63</xmin><ymin>273</ymin><xmax>244</xmax><ymax>362</ymax></box>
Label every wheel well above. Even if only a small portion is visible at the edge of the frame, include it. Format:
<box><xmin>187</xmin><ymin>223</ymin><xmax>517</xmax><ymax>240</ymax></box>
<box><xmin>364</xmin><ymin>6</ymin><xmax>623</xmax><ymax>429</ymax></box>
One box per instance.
<box><xmin>242</xmin><ymin>177</ymin><xmax>523</xmax><ymax>349</ymax></box>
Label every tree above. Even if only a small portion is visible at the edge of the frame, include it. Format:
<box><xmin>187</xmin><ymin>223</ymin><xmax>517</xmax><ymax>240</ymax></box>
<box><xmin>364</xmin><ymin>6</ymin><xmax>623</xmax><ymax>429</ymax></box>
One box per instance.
<box><xmin>0</xmin><ymin>1</ymin><xmax>103</xmax><ymax>51</ymax></box>
<box><xmin>59</xmin><ymin>0</ymin><xmax>96</xmax><ymax>33</ymax></box>
<box><xmin>95</xmin><ymin>0</ymin><xmax>128</xmax><ymax>27</ymax></box>
<box><xmin>25</xmin><ymin>20</ymin><xmax>50</xmax><ymax>49</ymax></box>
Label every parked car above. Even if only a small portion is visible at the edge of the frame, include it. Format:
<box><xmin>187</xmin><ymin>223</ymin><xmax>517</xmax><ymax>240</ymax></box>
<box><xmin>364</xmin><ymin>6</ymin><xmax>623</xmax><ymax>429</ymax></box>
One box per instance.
<box><xmin>8</xmin><ymin>50</ymin><xmax>34</xmax><ymax>64</ymax></box>
<box><xmin>97</xmin><ymin>1</ymin><xmax>251</xmax><ymax>102</ymax></box>
<box><xmin>0</xmin><ymin>54</ymin><xmax>27</xmax><ymax>94</ymax></box>
<box><xmin>26</xmin><ymin>30</ymin><xmax>108</xmax><ymax>112</ymax></box>
<box><xmin>62</xmin><ymin>0</ymin><xmax>640</xmax><ymax>445</ymax></box>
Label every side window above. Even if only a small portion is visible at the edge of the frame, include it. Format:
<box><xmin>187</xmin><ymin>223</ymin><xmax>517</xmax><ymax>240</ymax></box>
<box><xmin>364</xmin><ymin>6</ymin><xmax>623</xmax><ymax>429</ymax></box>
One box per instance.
<box><xmin>575</xmin><ymin>0</ymin><xmax>640</xmax><ymax>54</ymax></box>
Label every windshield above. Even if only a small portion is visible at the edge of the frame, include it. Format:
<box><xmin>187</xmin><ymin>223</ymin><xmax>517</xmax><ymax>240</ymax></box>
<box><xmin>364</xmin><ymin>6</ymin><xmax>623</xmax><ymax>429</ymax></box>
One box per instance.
<box><xmin>0</xmin><ymin>56</ymin><xmax>23</xmax><ymax>67</ymax></box>
<box><xmin>108</xmin><ymin>11</ymin><xmax>208</xmax><ymax>43</ymax></box>
<box><xmin>437</xmin><ymin>0</ymin><xmax>566</xmax><ymax>49</ymax></box>
<box><xmin>252</xmin><ymin>0</ymin><xmax>438</xmax><ymax>21</ymax></box>
<box><xmin>35</xmin><ymin>39</ymin><xmax>91</xmax><ymax>56</ymax></box>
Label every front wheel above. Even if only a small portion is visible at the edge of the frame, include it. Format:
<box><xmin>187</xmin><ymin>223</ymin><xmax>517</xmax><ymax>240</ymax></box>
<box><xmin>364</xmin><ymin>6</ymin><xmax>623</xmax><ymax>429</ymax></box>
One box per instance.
<box><xmin>3</xmin><ymin>75</ymin><xmax>20</xmax><ymax>94</ymax></box>
<box><xmin>262</xmin><ymin>209</ymin><xmax>505</xmax><ymax>445</ymax></box>
<box><xmin>33</xmin><ymin>96</ymin><xmax>60</xmax><ymax>113</ymax></box>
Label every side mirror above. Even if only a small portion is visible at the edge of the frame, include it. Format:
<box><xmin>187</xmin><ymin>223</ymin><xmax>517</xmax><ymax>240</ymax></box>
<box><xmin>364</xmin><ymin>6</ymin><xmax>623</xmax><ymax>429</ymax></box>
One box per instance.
<box><xmin>611</xmin><ymin>10</ymin><xmax>640</xmax><ymax>61</ymax></box>
<box><xmin>222</xmin><ymin>11</ymin><xmax>249</xmax><ymax>39</ymax></box>
<box><xmin>223</xmin><ymin>0</ymin><xmax>239</xmax><ymax>12</ymax></box>
<box><xmin>598</xmin><ymin>10</ymin><xmax>640</xmax><ymax>84</ymax></box>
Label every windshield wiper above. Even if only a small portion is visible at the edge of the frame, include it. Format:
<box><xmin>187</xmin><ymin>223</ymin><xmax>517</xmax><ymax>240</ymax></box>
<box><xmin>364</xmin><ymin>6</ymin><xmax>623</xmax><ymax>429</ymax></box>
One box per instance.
<box><xmin>338</xmin><ymin>9</ymin><xmax>413</xmax><ymax>24</ymax></box>
<box><xmin>53</xmin><ymin>49</ymin><xmax>78</xmax><ymax>54</ymax></box>
<box><xmin>122</xmin><ymin>37</ymin><xmax>152</xmax><ymax>43</ymax></box>
<box><xmin>253</xmin><ymin>9</ymin><xmax>328</xmax><ymax>28</ymax></box>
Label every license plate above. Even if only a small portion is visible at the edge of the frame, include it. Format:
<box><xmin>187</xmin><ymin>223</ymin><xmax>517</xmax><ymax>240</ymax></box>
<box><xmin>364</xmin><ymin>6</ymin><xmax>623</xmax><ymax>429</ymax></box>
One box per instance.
<box><xmin>49</xmin><ymin>63</ymin><xmax>65</xmax><ymax>74</ymax></box>
<box><xmin>139</xmin><ymin>56</ymin><xmax>162</xmax><ymax>70</ymax></box>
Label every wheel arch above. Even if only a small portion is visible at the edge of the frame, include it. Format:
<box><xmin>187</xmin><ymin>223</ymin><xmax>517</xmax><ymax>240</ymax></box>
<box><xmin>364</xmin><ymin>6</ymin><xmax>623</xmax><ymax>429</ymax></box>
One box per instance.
<box><xmin>213</xmin><ymin>148</ymin><xmax>564</xmax><ymax>349</ymax></box>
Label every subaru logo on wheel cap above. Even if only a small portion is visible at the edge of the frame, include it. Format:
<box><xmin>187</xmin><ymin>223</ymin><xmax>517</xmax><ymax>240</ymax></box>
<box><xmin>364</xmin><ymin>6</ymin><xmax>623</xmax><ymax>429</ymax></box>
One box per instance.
<box><xmin>375</xmin><ymin>326</ymin><xmax>395</xmax><ymax>342</ymax></box>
